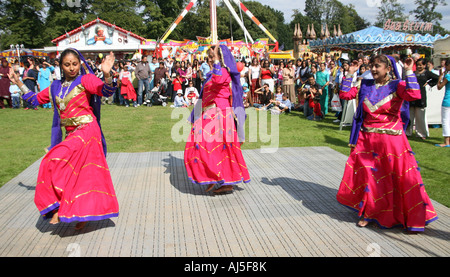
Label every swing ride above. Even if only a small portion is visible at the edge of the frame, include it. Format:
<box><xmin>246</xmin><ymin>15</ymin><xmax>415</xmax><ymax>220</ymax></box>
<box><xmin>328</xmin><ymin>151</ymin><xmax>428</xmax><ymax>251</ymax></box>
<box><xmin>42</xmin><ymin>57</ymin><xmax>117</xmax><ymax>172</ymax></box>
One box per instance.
<box><xmin>155</xmin><ymin>0</ymin><xmax>279</xmax><ymax>59</ymax></box>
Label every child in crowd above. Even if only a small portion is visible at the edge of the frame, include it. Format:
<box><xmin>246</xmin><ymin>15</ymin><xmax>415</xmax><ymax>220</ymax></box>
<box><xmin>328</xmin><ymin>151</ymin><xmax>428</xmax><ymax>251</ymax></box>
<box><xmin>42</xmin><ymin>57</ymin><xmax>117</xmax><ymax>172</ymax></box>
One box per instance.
<box><xmin>243</xmin><ymin>83</ymin><xmax>250</xmax><ymax>108</ymax></box>
<box><xmin>173</xmin><ymin>90</ymin><xmax>188</xmax><ymax>108</ymax></box>
<box><xmin>307</xmin><ymin>96</ymin><xmax>323</xmax><ymax>121</ymax></box>
<box><xmin>270</xmin><ymin>93</ymin><xmax>291</xmax><ymax>114</ymax></box>
<box><xmin>9</xmin><ymin>76</ymin><xmax>21</xmax><ymax>109</ymax></box>
<box><xmin>274</xmin><ymin>85</ymin><xmax>283</xmax><ymax>102</ymax></box>
<box><xmin>172</xmin><ymin>73</ymin><xmax>183</xmax><ymax>100</ymax></box>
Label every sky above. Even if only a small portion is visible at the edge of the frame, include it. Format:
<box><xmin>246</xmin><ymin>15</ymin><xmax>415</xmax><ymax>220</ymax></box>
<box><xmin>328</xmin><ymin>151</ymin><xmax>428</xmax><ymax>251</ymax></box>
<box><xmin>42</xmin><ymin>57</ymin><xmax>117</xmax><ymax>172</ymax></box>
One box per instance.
<box><xmin>254</xmin><ymin>0</ymin><xmax>450</xmax><ymax>31</ymax></box>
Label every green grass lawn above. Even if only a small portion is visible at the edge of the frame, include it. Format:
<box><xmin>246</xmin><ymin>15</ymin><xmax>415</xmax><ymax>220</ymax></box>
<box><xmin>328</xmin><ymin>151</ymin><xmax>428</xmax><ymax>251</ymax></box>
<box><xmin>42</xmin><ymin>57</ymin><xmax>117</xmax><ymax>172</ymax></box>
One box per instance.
<box><xmin>1</xmin><ymin>104</ymin><xmax>448</xmax><ymax>207</ymax></box>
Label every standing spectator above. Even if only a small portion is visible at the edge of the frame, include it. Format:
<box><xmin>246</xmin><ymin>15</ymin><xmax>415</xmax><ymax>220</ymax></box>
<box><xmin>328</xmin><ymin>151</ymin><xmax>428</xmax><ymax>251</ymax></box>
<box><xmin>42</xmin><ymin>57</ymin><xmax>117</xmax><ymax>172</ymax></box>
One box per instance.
<box><xmin>436</xmin><ymin>59</ymin><xmax>450</xmax><ymax>147</ymax></box>
<box><xmin>0</xmin><ymin>58</ymin><xmax>11</xmax><ymax>109</ymax></box>
<box><xmin>248</xmin><ymin>57</ymin><xmax>261</xmax><ymax>105</ymax></box>
<box><xmin>275</xmin><ymin>60</ymin><xmax>284</xmax><ymax>87</ymax></box>
<box><xmin>185</xmin><ymin>61</ymin><xmax>193</xmax><ymax>84</ymax></box>
<box><xmin>297</xmin><ymin>60</ymin><xmax>311</xmax><ymax>87</ymax></box>
<box><xmin>154</xmin><ymin>61</ymin><xmax>169</xmax><ymax>95</ymax></box>
<box><xmin>149</xmin><ymin>57</ymin><xmax>159</xmax><ymax>90</ymax></box>
<box><xmin>119</xmin><ymin>65</ymin><xmax>137</xmax><ymax>107</ymax></box>
<box><xmin>172</xmin><ymin>72</ymin><xmax>183</xmax><ymax>102</ymax></box>
<box><xmin>239</xmin><ymin>59</ymin><xmax>249</xmax><ymax>86</ymax></box>
<box><xmin>192</xmin><ymin>59</ymin><xmax>202</xmax><ymax>92</ymax></box>
<box><xmin>164</xmin><ymin>57</ymin><xmax>174</xmax><ymax>76</ymax></box>
<box><xmin>177</xmin><ymin>60</ymin><xmax>188</xmax><ymax>92</ymax></box>
<box><xmin>53</xmin><ymin>59</ymin><xmax>61</xmax><ymax>81</ymax></box>
<box><xmin>282</xmin><ymin>60</ymin><xmax>295</xmax><ymax>103</ymax></box>
<box><xmin>316</xmin><ymin>62</ymin><xmax>330</xmax><ymax>115</ymax></box>
<box><xmin>406</xmin><ymin>58</ymin><xmax>439</xmax><ymax>139</ymax></box>
<box><xmin>37</xmin><ymin>61</ymin><xmax>55</xmax><ymax>108</ymax></box>
<box><xmin>427</xmin><ymin>60</ymin><xmax>439</xmax><ymax>75</ymax></box>
<box><xmin>21</xmin><ymin>58</ymin><xmax>38</xmax><ymax>110</ymax></box>
<box><xmin>135</xmin><ymin>56</ymin><xmax>151</xmax><ymax>106</ymax></box>
<box><xmin>200</xmin><ymin>57</ymin><xmax>210</xmax><ymax>79</ymax></box>
<box><xmin>260</xmin><ymin>60</ymin><xmax>275</xmax><ymax>93</ymax></box>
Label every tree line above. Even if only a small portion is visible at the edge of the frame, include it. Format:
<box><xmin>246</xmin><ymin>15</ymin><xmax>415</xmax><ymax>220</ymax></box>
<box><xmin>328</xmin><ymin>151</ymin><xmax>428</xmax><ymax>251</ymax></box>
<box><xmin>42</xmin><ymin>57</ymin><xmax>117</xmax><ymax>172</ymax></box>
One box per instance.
<box><xmin>0</xmin><ymin>0</ymin><xmax>447</xmax><ymax>51</ymax></box>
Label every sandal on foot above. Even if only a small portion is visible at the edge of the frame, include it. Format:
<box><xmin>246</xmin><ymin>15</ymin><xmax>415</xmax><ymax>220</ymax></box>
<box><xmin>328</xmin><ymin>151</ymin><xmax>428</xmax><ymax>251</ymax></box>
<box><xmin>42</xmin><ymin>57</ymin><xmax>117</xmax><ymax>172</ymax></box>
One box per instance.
<box><xmin>205</xmin><ymin>183</ymin><xmax>215</xmax><ymax>192</ymax></box>
<box><xmin>213</xmin><ymin>185</ymin><xmax>233</xmax><ymax>194</ymax></box>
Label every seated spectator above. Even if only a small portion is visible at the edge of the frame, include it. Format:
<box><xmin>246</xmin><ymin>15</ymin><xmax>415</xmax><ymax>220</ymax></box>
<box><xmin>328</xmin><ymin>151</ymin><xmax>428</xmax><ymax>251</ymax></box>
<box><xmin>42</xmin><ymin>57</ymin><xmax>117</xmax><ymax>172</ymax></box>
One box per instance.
<box><xmin>292</xmin><ymin>86</ymin><xmax>305</xmax><ymax>112</ymax></box>
<box><xmin>270</xmin><ymin>93</ymin><xmax>291</xmax><ymax>114</ymax></box>
<box><xmin>184</xmin><ymin>80</ymin><xmax>199</xmax><ymax>106</ymax></box>
<box><xmin>302</xmin><ymin>74</ymin><xmax>322</xmax><ymax>118</ymax></box>
<box><xmin>274</xmin><ymin>86</ymin><xmax>283</xmax><ymax>102</ymax></box>
<box><xmin>173</xmin><ymin>90</ymin><xmax>188</xmax><ymax>108</ymax></box>
<box><xmin>253</xmin><ymin>83</ymin><xmax>272</xmax><ymax>109</ymax></box>
<box><xmin>307</xmin><ymin>96</ymin><xmax>323</xmax><ymax>121</ymax></box>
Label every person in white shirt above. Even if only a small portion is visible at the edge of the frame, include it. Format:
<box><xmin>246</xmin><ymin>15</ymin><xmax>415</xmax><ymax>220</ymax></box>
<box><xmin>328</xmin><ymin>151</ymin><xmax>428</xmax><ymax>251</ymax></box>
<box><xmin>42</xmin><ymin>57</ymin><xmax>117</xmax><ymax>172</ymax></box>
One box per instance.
<box><xmin>184</xmin><ymin>80</ymin><xmax>199</xmax><ymax>106</ymax></box>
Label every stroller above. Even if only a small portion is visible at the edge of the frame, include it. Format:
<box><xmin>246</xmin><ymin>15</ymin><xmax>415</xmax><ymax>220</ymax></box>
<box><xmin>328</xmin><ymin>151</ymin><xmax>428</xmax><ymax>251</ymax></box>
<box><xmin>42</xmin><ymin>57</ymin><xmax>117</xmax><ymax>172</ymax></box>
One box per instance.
<box><xmin>145</xmin><ymin>87</ymin><xmax>168</xmax><ymax>107</ymax></box>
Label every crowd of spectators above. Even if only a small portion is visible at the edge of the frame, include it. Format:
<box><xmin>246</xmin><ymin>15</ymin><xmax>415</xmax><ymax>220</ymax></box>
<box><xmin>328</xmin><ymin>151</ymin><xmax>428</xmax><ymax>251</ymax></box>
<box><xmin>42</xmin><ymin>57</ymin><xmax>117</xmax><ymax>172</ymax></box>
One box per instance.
<box><xmin>0</xmin><ymin>52</ymin><xmax>447</xmax><ymax>137</ymax></box>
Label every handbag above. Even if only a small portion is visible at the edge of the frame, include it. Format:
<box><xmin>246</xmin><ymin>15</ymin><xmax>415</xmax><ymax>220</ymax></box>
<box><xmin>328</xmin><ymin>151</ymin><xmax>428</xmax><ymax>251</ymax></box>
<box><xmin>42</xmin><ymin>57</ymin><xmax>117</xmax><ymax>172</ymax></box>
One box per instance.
<box><xmin>331</xmin><ymin>93</ymin><xmax>342</xmax><ymax>112</ymax></box>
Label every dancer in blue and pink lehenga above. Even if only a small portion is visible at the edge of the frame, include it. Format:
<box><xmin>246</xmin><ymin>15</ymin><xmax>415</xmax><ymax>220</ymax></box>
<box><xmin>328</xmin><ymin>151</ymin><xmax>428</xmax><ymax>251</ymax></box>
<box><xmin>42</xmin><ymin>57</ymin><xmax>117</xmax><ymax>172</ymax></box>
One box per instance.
<box><xmin>336</xmin><ymin>55</ymin><xmax>438</xmax><ymax>232</ymax></box>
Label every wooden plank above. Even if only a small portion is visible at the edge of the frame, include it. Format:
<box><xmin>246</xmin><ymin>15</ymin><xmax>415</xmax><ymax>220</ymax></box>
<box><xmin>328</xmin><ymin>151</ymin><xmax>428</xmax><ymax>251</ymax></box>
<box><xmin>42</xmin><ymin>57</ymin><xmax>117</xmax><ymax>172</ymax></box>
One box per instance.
<box><xmin>0</xmin><ymin>147</ymin><xmax>448</xmax><ymax>257</ymax></box>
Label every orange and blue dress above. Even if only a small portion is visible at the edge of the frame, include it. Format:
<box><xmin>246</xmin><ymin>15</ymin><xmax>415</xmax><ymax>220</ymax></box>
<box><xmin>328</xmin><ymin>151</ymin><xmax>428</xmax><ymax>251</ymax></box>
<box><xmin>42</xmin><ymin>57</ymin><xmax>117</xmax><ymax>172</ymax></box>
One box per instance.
<box><xmin>22</xmin><ymin>73</ymin><xmax>119</xmax><ymax>223</ymax></box>
<box><xmin>337</xmin><ymin>67</ymin><xmax>438</xmax><ymax>232</ymax></box>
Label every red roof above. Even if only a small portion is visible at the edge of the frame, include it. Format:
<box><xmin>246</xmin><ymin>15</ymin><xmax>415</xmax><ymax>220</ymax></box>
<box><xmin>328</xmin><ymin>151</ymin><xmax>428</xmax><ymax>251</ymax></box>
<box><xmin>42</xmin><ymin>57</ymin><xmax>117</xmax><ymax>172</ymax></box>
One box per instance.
<box><xmin>51</xmin><ymin>18</ymin><xmax>146</xmax><ymax>44</ymax></box>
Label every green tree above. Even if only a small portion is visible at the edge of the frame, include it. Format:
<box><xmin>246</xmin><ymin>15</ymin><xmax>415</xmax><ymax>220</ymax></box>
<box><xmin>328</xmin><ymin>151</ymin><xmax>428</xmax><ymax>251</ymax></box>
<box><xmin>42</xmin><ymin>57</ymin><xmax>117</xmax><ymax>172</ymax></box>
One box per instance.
<box><xmin>291</xmin><ymin>0</ymin><xmax>369</xmax><ymax>38</ymax></box>
<box><xmin>42</xmin><ymin>0</ymin><xmax>94</xmax><ymax>46</ymax></box>
<box><xmin>138</xmin><ymin>0</ymin><xmax>188</xmax><ymax>41</ymax></box>
<box><xmin>375</xmin><ymin>0</ymin><xmax>407</xmax><ymax>27</ymax></box>
<box><xmin>86</xmin><ymin>0</ymin><xmax>145</xmax><ymax>36</ymax></box>
<box><xmin>411</xmin><ymin>0</ymin><xmax>448</xmax><ymax>34</ymax></box>
<box><xmin>0</xmin><ymin>0</ymin><xmax>47</xmax><ymax>49</ymax></box>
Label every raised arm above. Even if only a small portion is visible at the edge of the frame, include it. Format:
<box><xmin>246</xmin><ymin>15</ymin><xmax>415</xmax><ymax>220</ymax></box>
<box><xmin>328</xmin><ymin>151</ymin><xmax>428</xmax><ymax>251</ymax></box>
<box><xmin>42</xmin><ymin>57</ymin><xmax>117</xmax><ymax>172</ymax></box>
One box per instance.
<box><xmin>339</xmin><ymin>61</ymin><xmax>359</xmax><ymax>100</ymax></box>
<box><xmin>396</xmin><ymin>58</ymin><xmax>421</xmax><ymax>101</ymax></box>
<box><xmin>8</xmin><ymin>68</ymin><xmax>50</xmax><ymax>105</ymax></box>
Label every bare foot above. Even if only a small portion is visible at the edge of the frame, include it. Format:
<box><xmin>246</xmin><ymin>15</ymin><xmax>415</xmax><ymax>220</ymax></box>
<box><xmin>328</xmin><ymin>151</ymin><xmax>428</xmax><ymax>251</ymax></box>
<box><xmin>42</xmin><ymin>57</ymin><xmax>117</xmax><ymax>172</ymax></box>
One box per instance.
<box><xmin>75</xmin><ymin>222</ymin><xmax>87</xmax><ymax>230</ymax></box>
<box><xmin>49</xmin><ymin>212</ymin><xmax>60</xmax><ymax>225</ymax></box>
<box><xmin>357</xmin><ymin>219</ymin><xmax>369</xmax><ymax>227</ymax></box>
<box><xmin>213</xmin><ymin>185</ymin><xmax>233</xmax><ymax>193</ymax></box>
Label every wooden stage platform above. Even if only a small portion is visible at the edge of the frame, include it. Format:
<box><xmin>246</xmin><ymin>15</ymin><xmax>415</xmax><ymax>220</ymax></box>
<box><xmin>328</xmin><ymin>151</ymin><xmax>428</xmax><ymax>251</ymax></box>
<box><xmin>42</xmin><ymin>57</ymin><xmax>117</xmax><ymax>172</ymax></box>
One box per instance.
<box><xmin>0</xmin><ymin>147</ymin><xmax>448</xmax><ymax>257</ymax></box>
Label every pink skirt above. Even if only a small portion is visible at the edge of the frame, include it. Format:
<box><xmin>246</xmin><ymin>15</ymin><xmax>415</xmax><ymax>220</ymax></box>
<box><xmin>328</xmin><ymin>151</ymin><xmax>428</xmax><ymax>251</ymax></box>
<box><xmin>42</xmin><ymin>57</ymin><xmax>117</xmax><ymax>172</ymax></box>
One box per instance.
<box><xmin>184</xmin><ymin>104</ymin><xmax>250</xmax><ymax>186</ymax></box>
<box><xmin>337</xmin><ymin>131</ymin><xmax>438</xmax><ymax>231</ymax></box>
<box><xmin>35</xmin><ymin>121</ymin><xmax>119</xmax><ymax>223</ymax></box>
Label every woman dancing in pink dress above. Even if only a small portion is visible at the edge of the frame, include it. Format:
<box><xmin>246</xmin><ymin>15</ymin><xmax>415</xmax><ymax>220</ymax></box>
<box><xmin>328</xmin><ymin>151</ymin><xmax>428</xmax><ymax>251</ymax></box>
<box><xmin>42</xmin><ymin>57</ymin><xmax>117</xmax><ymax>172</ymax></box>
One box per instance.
<box><xmin>184</xmin><ymin>45</ymin><xmax>250</xmax><ymax>194</ymax></box>
<box><xmin>8</xmin><ymin>48</ymin><xmax>119</xmax><ymax>230</ymax></box>
<box><xmin>336</xmin><ymin>55</ymin><xmax>438</xmax><ymax>232</ymax></box>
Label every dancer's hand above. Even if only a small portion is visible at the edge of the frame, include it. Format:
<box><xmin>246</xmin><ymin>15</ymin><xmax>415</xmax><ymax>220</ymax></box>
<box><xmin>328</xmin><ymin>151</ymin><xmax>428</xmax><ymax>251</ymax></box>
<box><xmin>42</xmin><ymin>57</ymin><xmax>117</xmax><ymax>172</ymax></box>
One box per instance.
<box><xmin>404</xmin><ymin>58</ymin><xmax>414</xmax><ymax>71</ymax></box>
<box><xmin>212</xmin><ymin>44</ymin><xmax>220</xmax><ymax>62</ymax></box>
<box><xmin>348</xmin><ymin>60</ymin><xmax>359</xmax><ymax>76</ymax></box>
<box><xmin>102</xmin><ymin>51</ymin><xmax>115</xmax><ymax>77</ymax></box>
<box><xmin>7</xmin><ymin>68</ymin><xmax>19</xmax><ymax>85</ymax></box>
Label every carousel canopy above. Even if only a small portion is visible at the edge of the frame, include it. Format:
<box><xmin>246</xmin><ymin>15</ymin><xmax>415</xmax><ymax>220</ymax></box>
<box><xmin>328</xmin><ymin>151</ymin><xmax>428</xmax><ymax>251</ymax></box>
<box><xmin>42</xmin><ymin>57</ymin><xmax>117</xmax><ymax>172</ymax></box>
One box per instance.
<box><xmin>309</xmin><ymin>26</ymin><xmax>449</xmax><ymax>52</ymax></box>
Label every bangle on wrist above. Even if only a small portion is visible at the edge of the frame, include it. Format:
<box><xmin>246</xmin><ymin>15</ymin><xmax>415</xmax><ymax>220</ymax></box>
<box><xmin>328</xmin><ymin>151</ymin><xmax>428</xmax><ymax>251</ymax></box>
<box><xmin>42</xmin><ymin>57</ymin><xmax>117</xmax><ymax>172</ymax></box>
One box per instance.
<box><xmin>20</xmin><ymin>84</ymin><xmax>30</xmax><ymax>95</ymax></box>
<box><xmin>104</xmin><ymin>76</ymin><xmax>112</xmax><ymax>85</ymax></box>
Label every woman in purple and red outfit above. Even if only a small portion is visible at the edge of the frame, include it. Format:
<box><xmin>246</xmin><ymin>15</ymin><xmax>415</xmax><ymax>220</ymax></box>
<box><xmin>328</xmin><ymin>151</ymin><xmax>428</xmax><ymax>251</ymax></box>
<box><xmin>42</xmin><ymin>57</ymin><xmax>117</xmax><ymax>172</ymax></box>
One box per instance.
<box><xmin>8</xmin><ymin>48</ymin><xmax>119</xmax><ymax>230</ymax></box>
<box><xmin>184</xmin><ymin>45</ymin><xmax>250</xmax><ymax>194</ymax></box>
<box><xmin>336</xmin><ymin>55</ymin><xmax>438</xmax><ymax>233</ymax></box>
